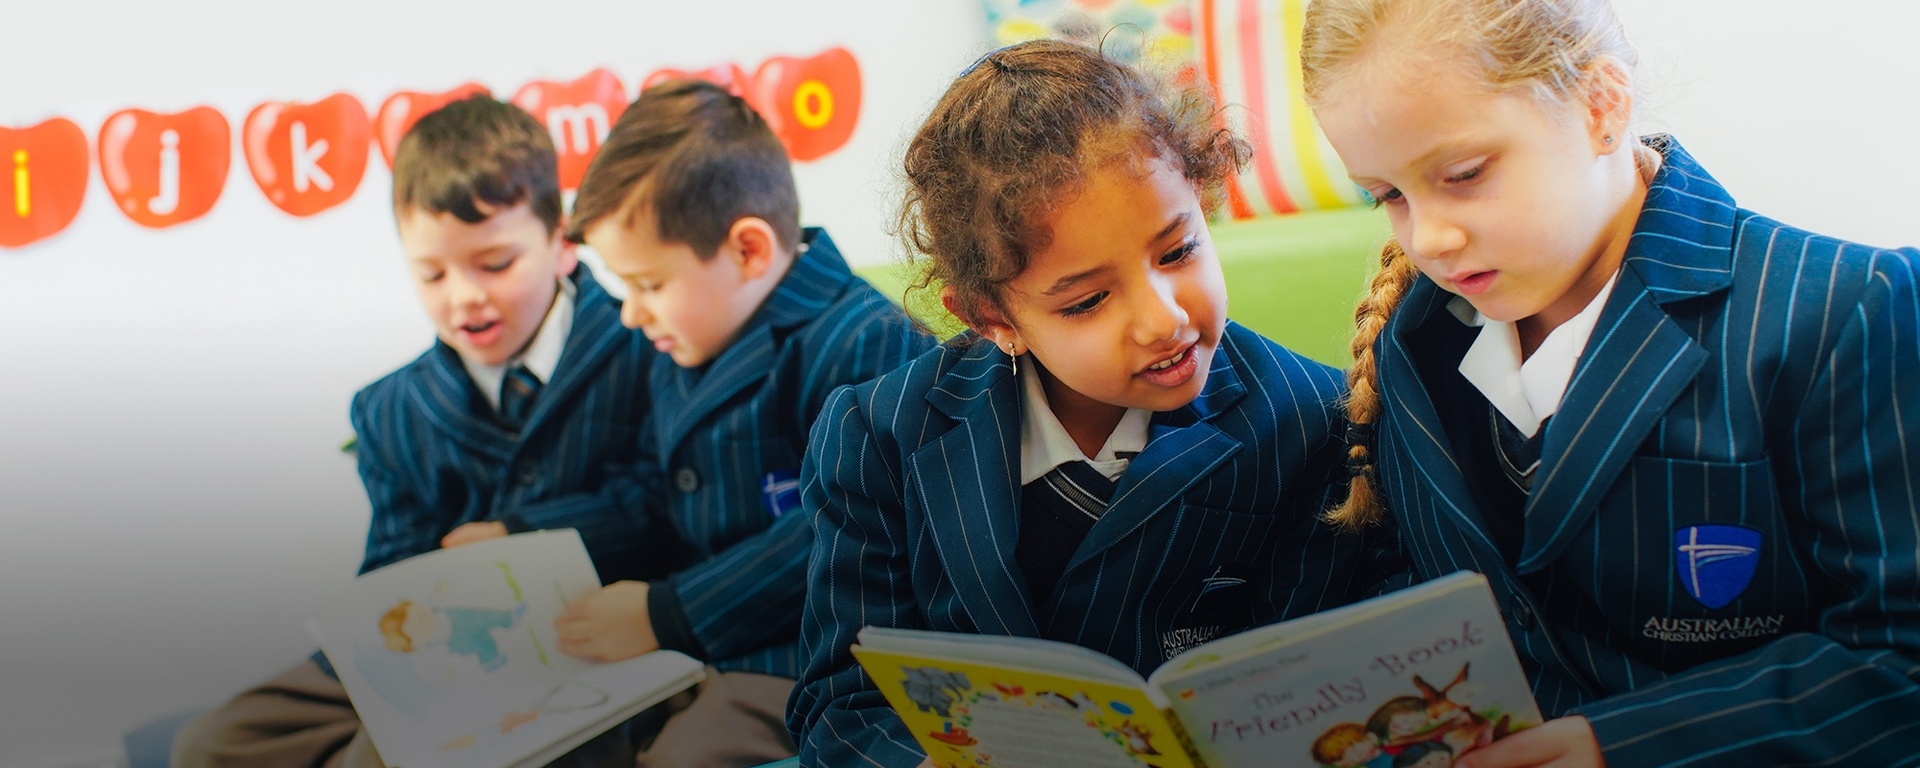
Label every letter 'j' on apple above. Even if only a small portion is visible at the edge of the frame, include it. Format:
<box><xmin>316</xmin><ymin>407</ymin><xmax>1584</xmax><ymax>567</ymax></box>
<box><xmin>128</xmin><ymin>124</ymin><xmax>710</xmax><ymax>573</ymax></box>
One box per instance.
<box><xmin>99</xmin><ymin>106</ymin><xmax>232</xmax><ymax>229</ymax></box>
<box><xmin>0</xmin><ymin>118</ymin><xmax>89</xmax><ymax>249</ymax></box>
<box><xmin>244</xmin><ymin>93</ymin><xmax>371</xmax><ymax>217</ymax></box>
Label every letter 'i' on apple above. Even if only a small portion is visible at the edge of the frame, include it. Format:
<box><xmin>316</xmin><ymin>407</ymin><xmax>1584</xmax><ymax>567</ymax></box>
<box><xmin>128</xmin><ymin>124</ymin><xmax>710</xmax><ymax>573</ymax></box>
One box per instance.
<box><xmin>1</xmin><ymin>118</ymin><xmax>89</xmax><ymax>248</ymax></box>
<box><xmin>12</xmin><ymin>150</ymin><xmax>25</xmax><ymax>217</ymax></box>
<box><xmin>100</xmin><ymin>106</ymin><xmax>232</xmax><ymax>228</ymax></box>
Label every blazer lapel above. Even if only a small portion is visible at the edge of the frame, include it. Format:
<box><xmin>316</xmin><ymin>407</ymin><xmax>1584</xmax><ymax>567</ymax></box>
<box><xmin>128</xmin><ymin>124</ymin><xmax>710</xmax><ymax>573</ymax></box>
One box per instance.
<box><xmin>415</xmin><ymin>342</ymin><xmax>517</xmax><ymax>461</ymax></box>
<box><xmin>1516</xmin><ymin>138</ymin><xmax>1734</xmax><ymax>573</ymax></box>
<box><xmin>911</xmin><ymin>341</ymin><xmax>1040</xmax><ymax>637</ymax></box>
<box><xmin>655</xmin><ymin>229</ymin><xmax>853</xmax><ymax>456</ymax></box>
<box><xmin>523</xmin><ymin>271</ymin><xmax>624</xmax><ymax>435</ymax></box>
<box><xmin>1381</xmin><ymin>279</ymin><xmax>1503</xmax><ymax>552</ymax></box>
<box><xmin>1062</xmin><ymin>343</ymin><xmax>1247</xmax><ymax>576</ymax></box>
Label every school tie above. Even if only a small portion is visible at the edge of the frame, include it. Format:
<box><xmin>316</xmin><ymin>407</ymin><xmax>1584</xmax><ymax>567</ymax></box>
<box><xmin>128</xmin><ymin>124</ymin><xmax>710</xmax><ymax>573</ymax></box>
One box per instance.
<box><xmin>498</xmin><ymin>364</ymin><xmax>542</xmax><ymax>431</ymax></box>
<box><xmin>1491</xmin><ymin>410</ymin><xmax>1546</xmax><ymax>492</ymax></box>
<box><xmin>1017</xmin><ymin>460</ymin><xmax>1120</xmax><ymax>606</ymax></box>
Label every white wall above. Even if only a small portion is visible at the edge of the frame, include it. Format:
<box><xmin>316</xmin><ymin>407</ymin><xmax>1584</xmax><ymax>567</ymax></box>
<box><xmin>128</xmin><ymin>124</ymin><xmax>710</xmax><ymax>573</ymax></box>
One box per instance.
<box><xmin>1612</xmin><ymin>0</ymin><xmax>1920</xmax><ymax>249</ymax></box>
<box><xmin>1</xmin><ymin>2</ymin><xmax>1915</xmax><ymax>766</ymax></box>
<box><xmin>0</xmin><ymin>3</ymin><xmax>990</xmax><ymax>766</ymax></box>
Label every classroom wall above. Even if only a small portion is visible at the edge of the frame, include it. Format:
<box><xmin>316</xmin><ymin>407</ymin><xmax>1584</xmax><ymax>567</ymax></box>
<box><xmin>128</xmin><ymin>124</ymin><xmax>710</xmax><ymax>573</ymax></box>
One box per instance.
<box><xmin>1</xmin><ymin>2</ymin><xmax>1914</xmax><ymax>765</ymax></box>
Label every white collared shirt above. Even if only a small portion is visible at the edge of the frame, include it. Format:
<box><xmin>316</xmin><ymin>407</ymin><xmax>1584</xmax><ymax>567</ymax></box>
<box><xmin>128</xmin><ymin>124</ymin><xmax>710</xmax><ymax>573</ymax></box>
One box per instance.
<box><xmin>463</xmin><ymin>277</ymin><xmax>576</xmax><ymax>412</ymax></box>
<box><xmin>1453</xmin><ymin>271</ymin><xmax>1619</xmax><ymax>438</ymax></box>
<box><xmin>1018</xmin><ymin>358</ymin><xmax>1152</xmax><ymax>486</ymax></box>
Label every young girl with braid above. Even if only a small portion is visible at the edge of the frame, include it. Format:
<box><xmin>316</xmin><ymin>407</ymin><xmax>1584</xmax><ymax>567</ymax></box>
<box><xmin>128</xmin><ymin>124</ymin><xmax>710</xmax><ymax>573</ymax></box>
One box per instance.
<box><xmin>1302</xmin><ymin>0</ymin><xmax>1920</xmax><ymax>765</ymax></box>
<box><xmin>787</xmin><ymin>39</ymin><xmax>1389</xmax><ymax>767</ymax></box>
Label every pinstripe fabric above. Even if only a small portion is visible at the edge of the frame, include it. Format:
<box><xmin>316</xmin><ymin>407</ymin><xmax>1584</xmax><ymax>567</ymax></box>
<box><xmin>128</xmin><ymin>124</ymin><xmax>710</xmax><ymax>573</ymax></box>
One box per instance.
<box><xmin>644</xmin><ymin>228</ymin><xmax>933</xmax><ymax>678</ymax></box>
<box><xmin>352</xmin><ymin>269</ymin><xmax>672</xmax><ymax>584</ymax></box>
<box><xmin>1372</xmin><ymin>138</ymin><xmax>1920</xmax><ymax>766</ymax></box>
<box><xmin>789</xmin><ymin>322</ymin><xmax>1386</xmax><ymax>767</ymax></box>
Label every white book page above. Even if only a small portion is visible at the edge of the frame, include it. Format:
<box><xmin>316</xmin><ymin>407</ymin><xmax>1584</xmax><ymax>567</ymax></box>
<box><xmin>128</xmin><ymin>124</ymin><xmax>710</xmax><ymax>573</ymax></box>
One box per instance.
<box><xmin>310</xmin><ymin>530</ymin><xmax>697</xmax><ymax>768</ymax></box>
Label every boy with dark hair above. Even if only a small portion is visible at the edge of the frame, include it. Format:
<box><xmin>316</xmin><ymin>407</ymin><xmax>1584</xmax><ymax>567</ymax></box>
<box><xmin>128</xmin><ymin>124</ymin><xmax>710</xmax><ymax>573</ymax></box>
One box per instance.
<box><xmin>554</xmin><ymin>79</ymin><xmax>931</xmax><ymax>765</ymax></box>
<box><xmin>173</xmin><ymin>95</ymin><xmax>673</xmax><ymax>768</ymax></box>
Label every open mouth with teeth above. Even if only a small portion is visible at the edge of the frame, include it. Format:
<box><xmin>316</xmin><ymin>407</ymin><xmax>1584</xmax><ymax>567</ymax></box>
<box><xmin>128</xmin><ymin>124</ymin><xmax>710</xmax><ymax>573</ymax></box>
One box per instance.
<box><xmin>1148</xmin><ymin>347</ymin><xmax>1188</xmax><ymax>371</ymax></box>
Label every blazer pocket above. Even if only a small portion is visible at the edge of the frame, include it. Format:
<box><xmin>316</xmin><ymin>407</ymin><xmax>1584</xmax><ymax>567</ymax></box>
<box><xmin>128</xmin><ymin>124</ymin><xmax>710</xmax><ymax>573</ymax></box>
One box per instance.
<box><xmin>719</xmin><ymin>435</ymin><xmax>805</xmax><ymax>519</ymax></box>
<box><xmin>1628</xmin><ymin>454</ymin><xmax>1779</xmax><ymax>528</ymax></box>
<box><xmin>1168</xmin><ymin>503</ymin><xmax>1286</xmax><ymax>578</ymax></box>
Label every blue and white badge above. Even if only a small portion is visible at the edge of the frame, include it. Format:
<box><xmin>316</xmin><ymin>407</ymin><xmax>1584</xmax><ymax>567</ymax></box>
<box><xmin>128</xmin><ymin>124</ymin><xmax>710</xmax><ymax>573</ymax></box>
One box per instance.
<box><xmin>1674</xmin><ymin>524</ymin><xmax>1761</xmax><ymax>610</ymax></box>
<box><xmin>761</xmin><ymin>469</ymin><xmax>801</xmax><ymax>519</ymax></box>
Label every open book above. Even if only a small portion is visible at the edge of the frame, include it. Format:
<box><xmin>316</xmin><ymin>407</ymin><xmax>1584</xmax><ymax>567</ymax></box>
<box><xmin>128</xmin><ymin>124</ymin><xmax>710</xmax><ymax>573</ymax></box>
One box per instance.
<box><xmin>308</xmin><ymin>529</ymin><xmax>703</xmax><ymax>768</ymax></box>
<box><xmin>853</xmin><ymin>571</ymin><xmax>1539</xmax><ymax>768</ymax></box>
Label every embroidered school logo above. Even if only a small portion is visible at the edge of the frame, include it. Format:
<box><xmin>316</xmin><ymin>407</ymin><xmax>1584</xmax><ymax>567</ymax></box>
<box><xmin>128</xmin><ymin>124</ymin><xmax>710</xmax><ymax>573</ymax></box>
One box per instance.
<box><xmin>1673</xmin><ymin>524</ymin><xmax>1761</xmax><ymax>610</ymax></box>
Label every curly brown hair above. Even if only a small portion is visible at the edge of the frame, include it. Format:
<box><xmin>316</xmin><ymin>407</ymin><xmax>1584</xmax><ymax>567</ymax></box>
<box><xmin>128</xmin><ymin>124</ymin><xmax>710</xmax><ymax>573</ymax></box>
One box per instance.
<box><xmin>899</xmin><ymin>39</ymin><xmax>1250</xmax><ymax>329</ymax></box>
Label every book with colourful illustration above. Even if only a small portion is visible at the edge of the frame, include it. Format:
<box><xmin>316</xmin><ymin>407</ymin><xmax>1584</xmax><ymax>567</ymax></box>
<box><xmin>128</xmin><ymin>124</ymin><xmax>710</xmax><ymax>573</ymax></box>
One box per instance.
<box><xmin>852</xmin><ymin>571</ymin><xmax>1539</xmax><ymax>768</ymax></box>
<box><xmin>307</xmin><ymin>529</ymin><xmax>703</xmax><ymax>768</ymax></box>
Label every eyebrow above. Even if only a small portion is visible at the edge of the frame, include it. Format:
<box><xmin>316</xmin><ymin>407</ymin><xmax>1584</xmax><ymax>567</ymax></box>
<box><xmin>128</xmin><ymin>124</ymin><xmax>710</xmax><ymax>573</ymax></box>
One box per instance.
<box><xmin>1351</xmin><ymin>140</ymin><xmax>1485</xmax><ymax>184</ymax></box>
<box><xmin>1041</xmin><ymin>213</ymin><xmax>1191</xmax><ymax>297</ymax></box>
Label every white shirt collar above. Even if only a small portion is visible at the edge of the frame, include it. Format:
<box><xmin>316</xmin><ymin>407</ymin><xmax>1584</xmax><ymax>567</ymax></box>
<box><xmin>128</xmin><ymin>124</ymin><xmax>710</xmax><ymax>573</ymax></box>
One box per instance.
<box><xmin>1018</xmin><ymin>359</ymin><xmax>1152</xmax><ymax>486</ymax></box>
<box><xmin>1454</xmin><ymin>270</ymin><xmax>1619</xmax><ymax>438</ymax></box>
<box><xmin>463</xmin><ymin>276</ymin><xmax>576</xmax><ymax>412</ymax></box>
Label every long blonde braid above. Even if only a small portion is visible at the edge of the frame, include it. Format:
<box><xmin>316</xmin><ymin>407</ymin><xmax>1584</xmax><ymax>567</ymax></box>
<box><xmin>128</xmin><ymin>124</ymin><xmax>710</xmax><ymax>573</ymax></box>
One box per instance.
<box><xmin>1326</xmin><ymin>238</ymin><xmax>1420</xmax><ymax>529</ymax></box>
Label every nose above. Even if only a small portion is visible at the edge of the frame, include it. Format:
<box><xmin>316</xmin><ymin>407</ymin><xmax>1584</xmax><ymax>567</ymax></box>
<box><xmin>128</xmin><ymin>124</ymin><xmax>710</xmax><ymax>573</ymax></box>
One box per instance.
<box><xmin>1130</xmin><ymin>273</ymin><xmax>1189</xmax><ymax>348</ymax></box>
<box><xmin>446</xmin><ymin>269</ymin><xmax>487</xmax><ymax>308</ymax></box>
<box><xmin>619</xmin><ymin>298</ymin><xmax>649</xmax><ymax>330</ymax></box>
<box><xmin>1404</xmin><ymin>200</ymin><xmax>1466</xmax><ymax>263</ymax></box>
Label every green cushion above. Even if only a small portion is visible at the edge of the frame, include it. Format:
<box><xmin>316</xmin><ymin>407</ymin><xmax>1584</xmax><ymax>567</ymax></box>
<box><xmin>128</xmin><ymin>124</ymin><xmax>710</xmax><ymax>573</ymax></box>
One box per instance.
<box><xmin>855</xmin><ymin>206</ymin><xmax>1389</xmax><ymax>367</ymax></box>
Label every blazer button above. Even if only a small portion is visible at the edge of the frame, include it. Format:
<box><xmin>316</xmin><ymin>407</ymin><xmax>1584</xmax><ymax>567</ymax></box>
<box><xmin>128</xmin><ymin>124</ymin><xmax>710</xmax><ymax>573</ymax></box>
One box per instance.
<box><xmin>1511</xmin><ymin>595</ymin><xmax>1536</xmax><ymax>631</ymax></box>
<box><xmin>674</xmin><ymin>467</ymin><xmax>700</xmax><ymax>493</ymax></box>
<box><xmin>516</xmin><ymin>462</ymin><xmax>539</xmax><ymax>486</ymax></box>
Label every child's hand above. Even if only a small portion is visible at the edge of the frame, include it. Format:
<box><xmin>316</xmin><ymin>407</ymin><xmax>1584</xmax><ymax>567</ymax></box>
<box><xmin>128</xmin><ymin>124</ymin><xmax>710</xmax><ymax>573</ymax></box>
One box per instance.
<box><xmin>554</xmin><ymin>580</ymin><xmax>659</xmax><ymax>663</ymax></box>
<box><xmin>441</xmin><ymin>521</ymin><xmax>508</xmax><ymax>548</ymax></box>
<box><xmin>1455</xmin><ymin>716</ymin><xmax>1604</xmax><ymax>768</ymax></box>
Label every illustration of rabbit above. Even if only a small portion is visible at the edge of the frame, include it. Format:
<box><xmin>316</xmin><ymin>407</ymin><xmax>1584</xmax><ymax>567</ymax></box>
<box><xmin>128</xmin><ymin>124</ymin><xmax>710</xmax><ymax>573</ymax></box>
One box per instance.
<box><xmin>1410</xmin><ymin>663</ymin><xmax>1513</xmax><ymax>754</ymax></box>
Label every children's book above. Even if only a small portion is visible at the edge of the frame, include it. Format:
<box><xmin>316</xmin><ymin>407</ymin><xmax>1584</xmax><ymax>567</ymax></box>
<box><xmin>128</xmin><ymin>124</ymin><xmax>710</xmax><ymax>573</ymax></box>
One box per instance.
<box><xmin>308</xmin><ymin>529</ymin><xmax>703</xmax><ymax>768</ymax></box>
<box><xmin>852</xmin><ymin>571</ymin><xmax>1539</xmax><ymax>768</ymax></box>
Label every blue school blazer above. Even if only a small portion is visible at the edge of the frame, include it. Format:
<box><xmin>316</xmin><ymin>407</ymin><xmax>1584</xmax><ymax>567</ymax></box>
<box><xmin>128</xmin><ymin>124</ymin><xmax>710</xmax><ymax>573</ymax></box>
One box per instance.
<box><xmin>638</xmin><ymin>228</ymin><xmax>932</xmax><ymax>679</ymax></box>
<box><xmin>351</xmin><ymin>268</ymin><xmax>668</xmax><ymax>583</ymax></box>
<box><xmin>1371</xmin><ymin>138</ymin><xmax>1920</xmax><ymax>766</ymax></box>
<box><xmin>789</xmin><ymin>322</ymin><xmax>1383</xmax><ymax>767</ymax></box>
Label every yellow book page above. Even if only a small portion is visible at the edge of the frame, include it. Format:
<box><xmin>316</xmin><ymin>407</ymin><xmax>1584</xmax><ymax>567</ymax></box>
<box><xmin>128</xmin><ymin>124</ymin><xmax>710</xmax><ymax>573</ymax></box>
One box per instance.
<box><xmin>854</xmin><ymin>646</ymin><xmax>1202</xmax><ymax>768</ymax></box>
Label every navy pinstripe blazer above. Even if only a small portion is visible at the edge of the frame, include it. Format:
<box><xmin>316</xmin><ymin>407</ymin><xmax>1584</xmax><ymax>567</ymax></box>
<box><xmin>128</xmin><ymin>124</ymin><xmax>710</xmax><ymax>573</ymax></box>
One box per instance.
<box><xmin>351</xmin><ymin>268</ymin><xmax>668</xmax><ymax>583</ymax></box>
<box><xmin>1371</xmin><ymin>138</ymin><xmax>1920</xmax><ymax>766</ymax></box>
<box><xmin>640</xmin><ymin>228</ymin><xmax>932</xmax><ymax>678</ymax></box>
<box><xmin>789</xmin><ymin>322</ymin><xmax>1384</xmax><ymax>767</ymax></box>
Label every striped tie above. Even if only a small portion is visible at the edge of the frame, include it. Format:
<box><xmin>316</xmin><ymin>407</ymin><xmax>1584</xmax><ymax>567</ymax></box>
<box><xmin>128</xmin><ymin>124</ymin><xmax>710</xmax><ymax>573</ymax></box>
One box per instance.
<box><xmin>498</xmin><ymin>365</ymin><xmax>542</xmax><ymax>431</ymax></box>
<box><xmin>1491</xmin><ymin>410</ymin><xmax>1546</xmax><ymax>492</ymax></box>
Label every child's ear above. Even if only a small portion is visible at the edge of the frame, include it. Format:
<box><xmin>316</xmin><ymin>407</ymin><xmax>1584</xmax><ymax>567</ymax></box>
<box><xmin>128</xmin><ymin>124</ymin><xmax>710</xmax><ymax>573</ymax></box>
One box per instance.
<box><xmin>726</xmin><ymin>217</ymin><xmax>781</xmax><ymax>281</ymax></box>
<box><xmin>550</xmin><ymin>217</ymin><xmax>580</xmax><ymax>277</ymax></box>
<box><xmin>1582</xmin><ymin>57</ymin><xmax>1635</xmax><ymax>154</ymax></box>
<box><xmin>940</xmin><ymin>285</ymin><xmax>1019</xmax><ymax>350</ymax></box>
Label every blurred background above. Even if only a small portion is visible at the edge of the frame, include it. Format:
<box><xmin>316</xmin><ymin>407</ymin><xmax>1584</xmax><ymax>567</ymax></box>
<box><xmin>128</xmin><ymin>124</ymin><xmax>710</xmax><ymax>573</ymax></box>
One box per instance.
<box><xmin>1</xmin><ymin>1</ymin><xmax>1915</xmax><ymax>765</ymax></box>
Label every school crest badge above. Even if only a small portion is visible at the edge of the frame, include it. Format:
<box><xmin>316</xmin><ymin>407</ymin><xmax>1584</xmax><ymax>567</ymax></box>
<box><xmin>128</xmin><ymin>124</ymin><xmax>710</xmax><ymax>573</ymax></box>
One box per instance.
<box><xmin>1673</xmin><ymin>524</ymin><xmax>1760</xmax><ymax>610</ymax></box>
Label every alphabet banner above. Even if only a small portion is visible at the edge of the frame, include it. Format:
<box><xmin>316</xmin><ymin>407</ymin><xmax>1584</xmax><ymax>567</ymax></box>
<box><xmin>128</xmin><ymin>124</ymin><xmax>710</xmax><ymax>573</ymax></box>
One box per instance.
<box><xmin>0</xmin><ymin>49</ymin><xmax>863</xmax><ymax>248</ymax></box>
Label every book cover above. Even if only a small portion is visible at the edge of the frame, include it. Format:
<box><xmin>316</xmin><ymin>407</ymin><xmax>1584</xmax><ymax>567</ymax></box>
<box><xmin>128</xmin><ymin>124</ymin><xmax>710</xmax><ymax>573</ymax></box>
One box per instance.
<box><xmin>853</xmin><ymin>572</ymin><xmax>1538</xmax><ymax>768</ymax></box>
<box><xmin>308</xmin><ymin>529</ymin><xmax>703</xmax><ymax>768</ymax></box>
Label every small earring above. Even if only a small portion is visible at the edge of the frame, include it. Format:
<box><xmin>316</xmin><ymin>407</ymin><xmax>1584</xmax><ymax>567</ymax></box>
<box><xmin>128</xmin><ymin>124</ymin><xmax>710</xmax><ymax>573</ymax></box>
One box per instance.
<box><xmin>1005</xmin><ymin>342</ymin><xmax>1018</xmax><ymax>376</ymax></box>
<box><xmin>1602</xmin><ymin>133</ymin><xmax>1615</xmax><ymax>145</ymax></box>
